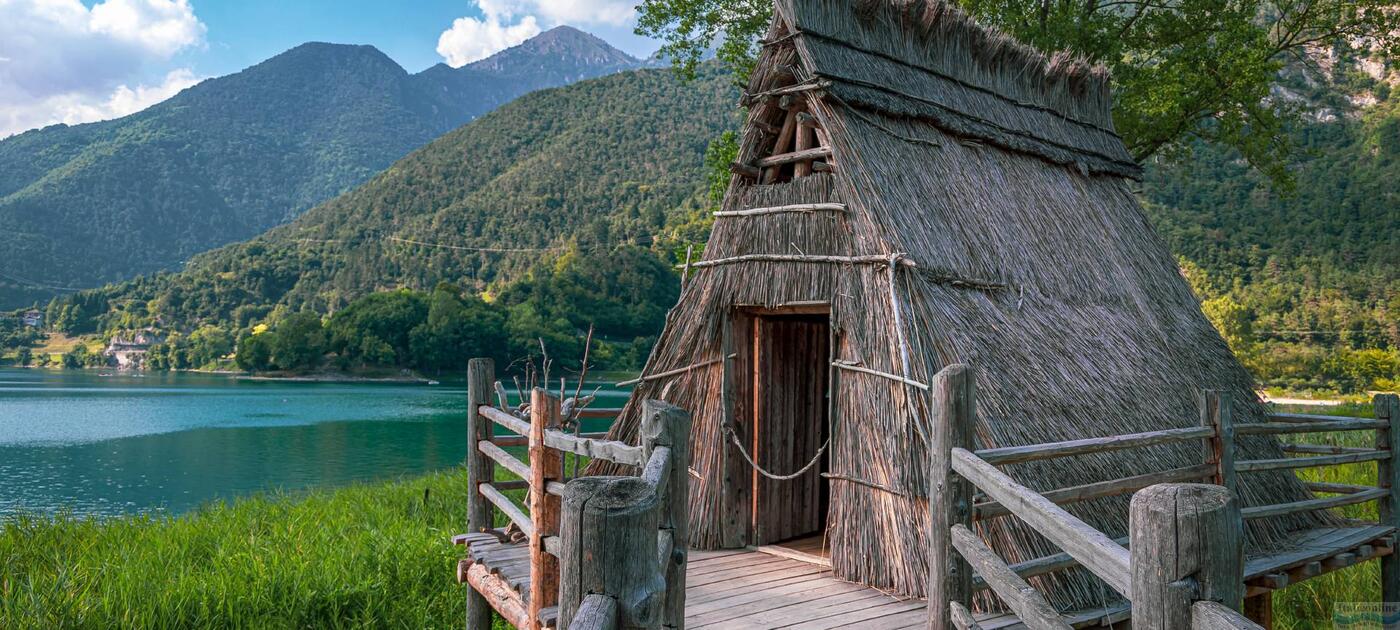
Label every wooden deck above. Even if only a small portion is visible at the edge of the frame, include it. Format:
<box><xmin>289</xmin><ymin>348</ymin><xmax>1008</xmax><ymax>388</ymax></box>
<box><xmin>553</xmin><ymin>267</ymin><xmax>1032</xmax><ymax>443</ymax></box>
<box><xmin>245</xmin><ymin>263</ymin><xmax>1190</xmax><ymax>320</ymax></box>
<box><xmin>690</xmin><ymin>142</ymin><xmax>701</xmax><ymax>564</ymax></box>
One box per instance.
<box><xmin>462</xmin><ymin>525</ymin><xmax>1396</xmax><ymax>629</ymax></box>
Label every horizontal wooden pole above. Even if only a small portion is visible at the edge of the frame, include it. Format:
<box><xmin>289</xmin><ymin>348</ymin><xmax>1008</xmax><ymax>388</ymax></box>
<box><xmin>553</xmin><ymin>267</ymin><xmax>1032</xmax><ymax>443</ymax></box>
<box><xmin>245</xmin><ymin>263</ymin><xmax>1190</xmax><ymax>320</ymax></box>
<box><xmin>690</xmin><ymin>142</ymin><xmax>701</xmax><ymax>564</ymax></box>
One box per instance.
<box><xmin>1192</xmin><ymin>600</ymin><xmax>1264</xmax><ymax>630</ymax></box>
<box><xmin>1236</xmin><ymin>419</ymin><xmax>1388</xmax><ymax>435</ymax></box>
<box><xmin>543</xmin><ymin>429</ymin><xmax>644</xmax><ymax>467</ymax></box>
<box><xmin>479</xmin><ymin>482</ymin><xmax>533</xmax><ymax>538</ymax></box>
<box><xmin>730</xmin><ymin>162</ymin><xmax>761</xmax><ymax>178</ymax></box>
<box><xmin>712</xmin><ymin>203</ymin><xmax>847</xmax><ymax>218</ymax></box>
<box><xmin>949</xmin><ymin>601</ymin><xmax>983</xmax><ymax>630</ymax></box>
<box><xmin>493</xmin><ymin>479</ymin><xmax>529</xmax><ymax>491</ymax></box>
<box><xmin>1242</xmin><ymin>487</ymin><xmax>1388</xmax><ymax>519</ymax></box>
<box><xmin>479</xmin><ymin>440</ymin><xmax>531</xmax><ymax>481</ymax></box>
<box><xmin>616</xmin><ymin>355</ymin><xmax>732</xmax><ymax>387</ymax></box>
<box><xmin>952</xmin><ymin>448</ymin><xmax>1132</xmax><ymax>598</ymax></box>
<box><xmin>546</xmin><ymin>481</ymin><xmax>568</xmax><ymax>496</ymax></box>
<box><xmin>753</xmin><ymin>146</ymin><xmax>832</xmax><ymax>168</ymax></box>
<box><xmin>1305</xmin><ymin>481</ymin><xmax>1377</xmax><ymax>494</ymax></box>
<box><xmin>973</xmin><ymin>535</ymin><xmax>1131</xmax><ymax>591</ymax></box>
<box><xmin>976</xmin><ymin>427</ymin><xmax>1214</xmax><ymax>466</ymax></box>
<box><xmin>975</xmin><ymin>464</ymin><xmax>1215</xmax><ymax>519</ymax></box>
<box><xmin>1267</xmin><ymin>412</ymin><xmax>1371</xmax><ymax>424</ymax></box>
<box><xmin>831</xmin><ymin>360</ymin><xmax>929</xmax><ymax>391</ymax></box>
<box><xmin>950</xmin><ymin>524</ymin><xmax>1071</xmax><ymax>629</ymax></box>
<box><xmin>494</xmin><ymin>431</ymin><xmax>610</xmax><ymax>447</ymax></box>
<box><xmin>481</xmin><ymin>405</ymin><xmax>530</xmax><ymax>435</ymax></box>
<box><xmin>1236</xmin><ymin>450</ymin><xmax>1390</xmax><ymax>472</ymax></box>
<box><xmin>464</xmin><ymin>561</ymin><xmax>530</xmax><ymax>629</ymax></box>
<box><xmin>1282</xmin><ymin>443</ymin><xmax>1375</xmax><ymax>455</ymax></box>
<box><xmin>573</xmin><ymin>409</ymin><xmax>621</xmax><ymax>419</ymax></box>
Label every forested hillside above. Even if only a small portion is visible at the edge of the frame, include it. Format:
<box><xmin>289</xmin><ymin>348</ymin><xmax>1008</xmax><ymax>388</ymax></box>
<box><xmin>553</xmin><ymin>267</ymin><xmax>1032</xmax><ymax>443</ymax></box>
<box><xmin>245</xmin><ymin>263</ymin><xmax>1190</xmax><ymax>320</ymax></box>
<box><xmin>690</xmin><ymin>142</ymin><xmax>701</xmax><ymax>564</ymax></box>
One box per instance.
<box><xmin>30</xmin><ymin>56</ymin><xmax>1397</xmax><ymax>389</ymax></box>
<box><xmin>34</xmin><ymin>65</ymin><xmax>738</xmax><ymax>373</ymax></box>
<box><xmin>0</xmin><ymin>27</ymin><xmax>640</xmax><ymax>309</ymax></box>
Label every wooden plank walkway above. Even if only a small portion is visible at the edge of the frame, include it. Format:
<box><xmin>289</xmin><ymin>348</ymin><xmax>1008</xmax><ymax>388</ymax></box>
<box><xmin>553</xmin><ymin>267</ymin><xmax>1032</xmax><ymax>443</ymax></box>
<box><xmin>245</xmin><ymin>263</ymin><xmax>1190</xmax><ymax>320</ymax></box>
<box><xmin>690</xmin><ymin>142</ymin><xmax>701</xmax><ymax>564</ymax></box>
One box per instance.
<box><xmin>465</xmin><ymin>527</ymin><xmax>1396</xmax><ymax>629</ymax></box>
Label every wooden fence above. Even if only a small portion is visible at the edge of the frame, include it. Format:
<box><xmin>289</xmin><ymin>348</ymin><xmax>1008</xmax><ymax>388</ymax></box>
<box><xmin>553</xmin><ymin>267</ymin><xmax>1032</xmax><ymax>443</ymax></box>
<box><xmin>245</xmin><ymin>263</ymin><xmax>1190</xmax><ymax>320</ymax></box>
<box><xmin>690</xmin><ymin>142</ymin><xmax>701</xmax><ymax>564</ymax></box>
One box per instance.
<box><xmin>458</xmin><ymin>358</ymin><xmax>691</xmax><ymax>630</ymax></box>
<box><xmin>928</xmin><ymin>363</ymin><xmax>1400</xmax><ymax>630</ymax></box>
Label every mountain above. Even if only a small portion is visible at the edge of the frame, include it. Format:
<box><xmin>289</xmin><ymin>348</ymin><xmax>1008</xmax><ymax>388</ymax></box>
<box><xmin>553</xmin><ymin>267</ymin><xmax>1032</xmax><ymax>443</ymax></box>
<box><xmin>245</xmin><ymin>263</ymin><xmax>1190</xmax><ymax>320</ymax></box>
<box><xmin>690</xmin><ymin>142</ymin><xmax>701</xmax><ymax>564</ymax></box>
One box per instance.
<box><xmin>0</xmin><ymin>26</ymin><xmax>640</xmax><ymax>309</ymax></box>
<box><xmin>47</xmin><ymin>64</ymin><xmax>738</xmax><ymax>335</ymax></box>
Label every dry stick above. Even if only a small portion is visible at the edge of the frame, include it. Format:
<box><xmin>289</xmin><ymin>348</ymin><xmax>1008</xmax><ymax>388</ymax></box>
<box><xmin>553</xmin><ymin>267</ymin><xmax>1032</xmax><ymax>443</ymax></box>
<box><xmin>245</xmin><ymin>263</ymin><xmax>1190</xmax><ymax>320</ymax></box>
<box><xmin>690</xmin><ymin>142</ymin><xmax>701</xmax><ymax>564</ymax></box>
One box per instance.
<box><xmin>886</xmin><ymin>253</ymin><xmax>926</xmax><ymax>447</ymax></box>
<box><xmin>712</xmin><ymin>203</ymin><xmax>847</xmax><ymax>217</ymax></box>
<box><xmin>570</xmin><ymin>325</ymin><xmax>596</xmax><ymax>480</ymax></box>
<box><xmin>681</xmin><ymin>245</ymin><xmax>694</xmax><ymax>285</ymax></box>
<box><xmin>831</xmin><ymin>360</ymin><xmax>929</xmax><ymax>391</ymax></box>
<box><xmin>614</xmin><ymin>354</ymin><xmax>734</xmax><ymax>387</ymax></box>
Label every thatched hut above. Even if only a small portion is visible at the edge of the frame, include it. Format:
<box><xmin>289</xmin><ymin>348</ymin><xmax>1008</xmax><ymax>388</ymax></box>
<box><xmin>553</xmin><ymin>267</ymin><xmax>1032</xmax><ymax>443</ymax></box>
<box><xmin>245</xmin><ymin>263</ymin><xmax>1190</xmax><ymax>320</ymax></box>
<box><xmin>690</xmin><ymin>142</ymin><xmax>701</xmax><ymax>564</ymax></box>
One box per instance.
<box><xmin>598</xmin><ymin>0</ymin><xmax>1326</xmax><ymax>612</ymax></box>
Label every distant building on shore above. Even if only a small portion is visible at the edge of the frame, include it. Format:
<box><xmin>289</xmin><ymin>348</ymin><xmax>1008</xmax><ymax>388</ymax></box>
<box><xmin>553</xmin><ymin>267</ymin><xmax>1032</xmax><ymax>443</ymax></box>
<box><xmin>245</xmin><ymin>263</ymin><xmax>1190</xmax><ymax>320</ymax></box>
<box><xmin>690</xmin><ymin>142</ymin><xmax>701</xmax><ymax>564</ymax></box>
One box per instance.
<box><xmin>21</xmin><ymin>309</ymin><xmax>42</xmax><ymax>327</ymax></box>
<box><xmin>104</xmin><ymin>330</ymin><xmax>164</xmax><ymax>368</ymax></box>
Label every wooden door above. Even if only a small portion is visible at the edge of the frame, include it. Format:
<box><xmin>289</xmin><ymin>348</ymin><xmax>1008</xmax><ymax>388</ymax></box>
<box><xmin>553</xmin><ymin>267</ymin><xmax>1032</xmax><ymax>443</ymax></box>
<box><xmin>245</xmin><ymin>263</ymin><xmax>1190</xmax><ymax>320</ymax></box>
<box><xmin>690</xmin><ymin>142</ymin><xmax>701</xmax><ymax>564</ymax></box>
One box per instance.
<box><xmin>750</xmin><ymin>314</ymin><xmax>830</xmax><ymax>545</ymax></box>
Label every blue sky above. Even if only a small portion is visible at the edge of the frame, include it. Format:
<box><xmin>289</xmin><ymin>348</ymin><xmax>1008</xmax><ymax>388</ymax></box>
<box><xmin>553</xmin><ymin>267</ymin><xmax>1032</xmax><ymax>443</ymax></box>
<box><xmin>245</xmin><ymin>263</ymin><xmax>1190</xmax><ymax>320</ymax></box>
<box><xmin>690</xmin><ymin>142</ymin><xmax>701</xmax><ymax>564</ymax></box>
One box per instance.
<box><xmin>0</xmin><ymin>0</ymin><xmax>660</xmax><ymax>137</ymax></box>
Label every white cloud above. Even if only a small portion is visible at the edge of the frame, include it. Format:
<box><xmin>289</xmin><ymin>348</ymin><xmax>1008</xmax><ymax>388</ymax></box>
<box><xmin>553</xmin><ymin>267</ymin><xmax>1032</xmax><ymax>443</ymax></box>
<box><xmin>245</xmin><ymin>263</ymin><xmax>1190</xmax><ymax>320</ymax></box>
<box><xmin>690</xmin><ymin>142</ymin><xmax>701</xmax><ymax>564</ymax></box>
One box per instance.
<box><xmin>436</xmin><ymin>10</ymin><xmax>541</xmax><ymax>68</ymax></box>
<box><xmin>0</xmin><ymin>0</ymin><xmax>206</xmax><ymax>136</ymax></box>
<box><xmin>436</xmin><ymin>0</ymin><xmax>637</xmax><ymax>67</ymax></box>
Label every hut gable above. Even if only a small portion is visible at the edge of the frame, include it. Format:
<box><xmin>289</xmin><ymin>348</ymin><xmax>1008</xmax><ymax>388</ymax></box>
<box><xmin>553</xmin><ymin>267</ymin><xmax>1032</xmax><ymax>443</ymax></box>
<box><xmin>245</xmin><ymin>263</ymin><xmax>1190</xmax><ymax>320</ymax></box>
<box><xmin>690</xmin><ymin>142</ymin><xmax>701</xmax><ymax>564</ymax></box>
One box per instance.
<box><xmin>597</xmin><ymin>0</ymin><xmax>1326</xmax><ymax>612</ymax></box>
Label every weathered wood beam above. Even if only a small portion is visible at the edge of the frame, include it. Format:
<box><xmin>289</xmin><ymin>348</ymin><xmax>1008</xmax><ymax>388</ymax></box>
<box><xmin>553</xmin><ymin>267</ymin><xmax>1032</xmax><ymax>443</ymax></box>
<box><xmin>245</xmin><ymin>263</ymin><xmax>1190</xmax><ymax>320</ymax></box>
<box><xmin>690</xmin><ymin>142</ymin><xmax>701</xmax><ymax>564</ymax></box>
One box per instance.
<box><xmin>1235</xmin><ymin>419</ymin><xmax>1389</xmax><ymax>435</ymax></box>
<box><xmin>950</xmin><ymin>524</ymin><xmax>1071</xmax><ymax>630</ymax></box>
<box><xmin>1242</xmin><ymin>487</ymin><xmax>1388</xmax><ymax>519</ymax></box>
<box><xmin>1283</xmin><ymin>443</ymin><xmax>1376</xmax><ymax>455</ymax></box>
<box><xmin>973</xmin><ymin>535</ymin><xmax>1131</xmax><ymax>591</ymax></box>
<box><xmin>929</xmin><ymin>364</ymin><xmax>975</xmax><ymax>630</ymax></box>
<box><xmin>712</xmin><ymin>202</ymin><xmax>847</xmax><ymax>218</ymax></box>
<box><xmin>1236</xmin><ymin>450</ymin><xmax>1389</xmax><ymax>472</ymax></box>
<box><xmin>572</xmin><ymin>593</ymin><xmax>619</xmax><ymax>629</ymax></box>
<box><xmin>1202</xmin><ymin>390</ymin><xmax>1237</xmax><ymax>494</ymax></box>
<box><xmin>754</xmin><ymin>146</ymin><xmax>832</xmax><ymax>168</ymax></box>
<box><xmin>479</xmin><ymin>440</ymin><xmax>532</xmax><ymax>481</ymax></box>
<box><xmin>1305</xmin><ymin>481</ymin><xmax>1377</xmax><ymax>494</ymax></box>
<box><xmin>529</xmin><ymin>389</ymin><xmax>562</xmax><ymax>630</ymax></box>
<box><xmin>1193</xmin><ymin>600</ymin><xmax>1265</xmax><ymax>630</ymax></box>
<box><xmin>480</xmin><ymin>482</ymin><xmax>533</xmax><ymax>538</ymax></box>
<box><xmin>466</xmin><ymin>359</ymin><xmax>496</xmax><ymax>630</ymax></box>
<box><xmin>975</xmin><ymin>427</ymin><xmax>1214</xmax><ymax>466</ymax></box>
<box><xmin>729</xmin><ymin>162</ymin><xmax>761</xmax><ymax>179</ymax></box>
<box><xmin>1376</xmin><ymin>393</ymin><xmax>1400</xmax><ymax>608</ymax></box>
<box><xmin>952</xmin><ymin>448</ymin><xmax>1132</xmax><ymax>598</ymax></box>
<box><xmin>975</xmin><ymin>464</ymin><xmax>1215</xmax><ymax>519</ymax></box>
<box><xmin>464</xmin><ymin>560</ymin><xmax>531</xmax><ymax>629</ymax></box>
<box><xmin>949</xmin><ymin>601</ymin><xmax>983</xmax><ymax>630</ymax></box>
<box><xmin>1131</xmin><ymin>484</ymin><xmax>1245</xmax><ymax>630</ymax></box>
<box><xmin>543</xmin><ymin>430</ymin><xmax>644</xmax><ymax>467</ymax></box>
<box><xmin>641</xmin><ymin>400</ymin><xmax>691</xmax><ymax>629</ymax></box>
<box><xmin>1268</xmin><ymin>412</ymin><xmax>1374</xmax><ymax>423</ymax></box>
<box><xmin>482</xmin><ymin>405</ymin><xmax>531</xmax><ymax>436</ymax></box>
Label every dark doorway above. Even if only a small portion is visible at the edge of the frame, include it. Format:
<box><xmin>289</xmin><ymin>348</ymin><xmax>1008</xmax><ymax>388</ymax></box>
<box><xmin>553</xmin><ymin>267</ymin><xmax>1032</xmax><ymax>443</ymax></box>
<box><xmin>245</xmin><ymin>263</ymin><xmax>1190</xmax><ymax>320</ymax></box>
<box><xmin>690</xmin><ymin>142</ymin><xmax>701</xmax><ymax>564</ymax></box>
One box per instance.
<box><xmin>735</xmin><ymin>311</ymin><xmax>831</xmax><ymax>546</ymax></box>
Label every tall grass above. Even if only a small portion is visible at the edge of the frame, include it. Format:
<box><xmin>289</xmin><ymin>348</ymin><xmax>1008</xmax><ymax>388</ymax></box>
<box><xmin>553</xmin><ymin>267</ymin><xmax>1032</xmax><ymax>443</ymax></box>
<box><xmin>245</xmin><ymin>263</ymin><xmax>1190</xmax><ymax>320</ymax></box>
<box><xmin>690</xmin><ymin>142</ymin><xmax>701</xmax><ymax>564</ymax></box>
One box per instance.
<box><xmin>0</xmin><ymin>468</ymin><xmax>497</xmax><ymax>629</ymax></box>
<box><xmin>1272</xmin><ymin>402</ymin><xmax>1384</xmax><ymax>630</ymax></box>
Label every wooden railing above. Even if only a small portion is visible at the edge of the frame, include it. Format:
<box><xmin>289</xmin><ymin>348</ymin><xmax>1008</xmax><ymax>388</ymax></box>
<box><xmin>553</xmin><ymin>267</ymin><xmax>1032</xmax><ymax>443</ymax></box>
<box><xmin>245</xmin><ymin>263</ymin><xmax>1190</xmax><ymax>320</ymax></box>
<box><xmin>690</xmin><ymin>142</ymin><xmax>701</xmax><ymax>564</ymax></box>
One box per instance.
<box><xmin>929</xmin><ymin>362</ymin><xmax>1400</xmax><ymax>630</ymax></box>
<box><xmin>460</xmin><ymin>358</ymin><xmax>690</xmax><ymax>630</ymax></box>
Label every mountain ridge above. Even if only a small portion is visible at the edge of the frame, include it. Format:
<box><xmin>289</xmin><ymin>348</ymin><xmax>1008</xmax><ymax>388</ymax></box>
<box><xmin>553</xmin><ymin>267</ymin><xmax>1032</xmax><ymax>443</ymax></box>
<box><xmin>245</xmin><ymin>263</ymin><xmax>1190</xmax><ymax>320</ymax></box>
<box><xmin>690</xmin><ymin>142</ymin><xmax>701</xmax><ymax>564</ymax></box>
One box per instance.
<box><xmin>0</xmin><ymin>26</ymin><xmax>645</xmax><ymax>309</ymax></box>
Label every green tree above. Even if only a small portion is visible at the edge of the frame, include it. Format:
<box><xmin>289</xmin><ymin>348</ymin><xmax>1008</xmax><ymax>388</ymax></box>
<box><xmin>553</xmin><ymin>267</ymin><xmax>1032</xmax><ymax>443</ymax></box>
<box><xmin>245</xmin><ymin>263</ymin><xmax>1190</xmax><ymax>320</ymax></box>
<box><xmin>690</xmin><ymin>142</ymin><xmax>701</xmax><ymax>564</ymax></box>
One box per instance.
<box><xmin>236</xmin><ymin>333</ymin><xmax>275</xmax><ymax>372</ymax></box>
<box><xmin>638</xmin><ymin>0</ymin><xmax>1398</xmax><ymax>179</ymax></box>
<box><xmin>271</xmin><ymin>312</ymin><xmax>326</xmax><ymax>372</ymax></box>
<box><xmin>16</xmin><ymin>347</ymin><xmax>32</xmax><ymax>366</ymax></box>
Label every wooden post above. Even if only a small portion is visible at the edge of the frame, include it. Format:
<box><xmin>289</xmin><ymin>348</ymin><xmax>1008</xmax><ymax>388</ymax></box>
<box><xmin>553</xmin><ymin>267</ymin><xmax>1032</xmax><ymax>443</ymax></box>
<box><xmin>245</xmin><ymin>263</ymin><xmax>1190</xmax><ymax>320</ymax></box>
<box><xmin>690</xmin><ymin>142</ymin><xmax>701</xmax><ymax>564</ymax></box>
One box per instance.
<box><xmin>466</xmin><ymin>358</ymin><xmax>495</xmax><ymax>630</ymax></box>
<box><xmin>1201</xmin><ymin>390</ymin><xmax>1237</xmax><ymax>495</ymax></box>
<box><xmin>1130</xmin><ymin>483</ymin><xmax>1244</xmax><ymax>630</ymax></box>
<box><xmin>928</xmin><ymin>364</ymin><xmax>975</xmax><ymax>630</ymax></box>
<box><xmin>558</xmin><ymin>476</ymin><xmax>666</xmax><ymax>629</ymax></box>
<box><xmin>1377</xmin><ymin>393</ymin><xmax>1400</xmax><ymax>610</ymax></box>
<box><xmin>641</xmin><ymin>400</ymin><xmax>691</xmax><ymax>629</ymax></box>
<box><xmin>529</xmin><ymin>389</ymin><xmax>563</xmax><ymax>630</ymax></box>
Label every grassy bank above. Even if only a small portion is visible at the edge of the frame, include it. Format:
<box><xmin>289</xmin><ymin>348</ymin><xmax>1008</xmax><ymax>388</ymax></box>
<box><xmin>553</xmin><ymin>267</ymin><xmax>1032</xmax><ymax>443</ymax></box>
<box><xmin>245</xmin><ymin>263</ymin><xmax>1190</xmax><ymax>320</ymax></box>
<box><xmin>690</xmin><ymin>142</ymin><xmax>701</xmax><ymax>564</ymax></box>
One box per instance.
<box><xmin>0</xmin><ymin>469</ymin><xmax>491</xmax><ymax>629</ymax></box>
<box><xmin>0</xmin><ymin>404</ymin><xmax>1387</xmax><ymax>629</ymax></box>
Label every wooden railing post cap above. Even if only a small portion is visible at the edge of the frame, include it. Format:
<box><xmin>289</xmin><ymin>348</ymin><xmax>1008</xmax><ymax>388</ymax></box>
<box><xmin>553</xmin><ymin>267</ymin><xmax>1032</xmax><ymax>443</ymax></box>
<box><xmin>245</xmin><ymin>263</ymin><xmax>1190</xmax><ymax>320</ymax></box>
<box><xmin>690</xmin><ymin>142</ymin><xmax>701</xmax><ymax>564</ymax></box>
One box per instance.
<box><xmin>563</xmin><ymin>476</ymin><xmax>659</xmax><ymax>516</ymax></box>
<box><xmin>1131</xmin><ymin>482</ymin><xmax>1234</xmax><ymax>513</ymax></box>
<box><xmin>936</xmin><ymin>363</ymin><xmax>972</xmax><ymax>378</ymax></box>
<box><xmin>468</xmin><ymin>356</ymin><xmax>494</xmax><ymax>369</ymax></box>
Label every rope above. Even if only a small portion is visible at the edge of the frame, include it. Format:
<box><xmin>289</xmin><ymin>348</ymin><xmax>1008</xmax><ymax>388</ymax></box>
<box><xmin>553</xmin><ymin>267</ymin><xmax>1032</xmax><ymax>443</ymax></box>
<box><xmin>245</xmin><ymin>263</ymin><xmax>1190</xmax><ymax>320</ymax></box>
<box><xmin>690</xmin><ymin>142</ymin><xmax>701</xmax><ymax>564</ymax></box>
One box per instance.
<box><xmin>725</xmin><ymin>426</ymin><xmax>830</xmax><ymax>481</ymax></box>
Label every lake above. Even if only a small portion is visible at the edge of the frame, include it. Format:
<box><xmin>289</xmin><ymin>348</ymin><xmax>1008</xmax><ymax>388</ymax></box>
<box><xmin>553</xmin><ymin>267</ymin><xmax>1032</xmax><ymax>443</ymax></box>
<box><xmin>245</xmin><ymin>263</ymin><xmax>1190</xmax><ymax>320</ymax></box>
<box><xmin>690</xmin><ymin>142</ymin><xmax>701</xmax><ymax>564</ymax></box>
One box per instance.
<box><xmin>0</xmin><ymin>368</ymin><xmax>628</xmax><ymax>517</ymax></box>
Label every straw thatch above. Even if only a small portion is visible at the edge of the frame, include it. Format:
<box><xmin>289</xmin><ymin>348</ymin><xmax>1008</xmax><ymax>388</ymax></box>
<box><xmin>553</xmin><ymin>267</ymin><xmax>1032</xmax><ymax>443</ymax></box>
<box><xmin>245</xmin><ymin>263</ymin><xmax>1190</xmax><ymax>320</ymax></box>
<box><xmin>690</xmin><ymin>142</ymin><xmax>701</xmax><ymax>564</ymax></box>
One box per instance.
<box><xmin>590</xmin><ymin>0</ymin><xmax>1330</xmax><ymax>612</ymax></box>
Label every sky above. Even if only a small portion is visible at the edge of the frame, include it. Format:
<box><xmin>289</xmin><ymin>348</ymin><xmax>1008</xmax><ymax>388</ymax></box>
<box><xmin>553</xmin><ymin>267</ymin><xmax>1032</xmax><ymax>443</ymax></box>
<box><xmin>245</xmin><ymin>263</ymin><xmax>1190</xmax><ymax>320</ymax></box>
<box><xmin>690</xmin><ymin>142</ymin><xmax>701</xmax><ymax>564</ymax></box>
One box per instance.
<box><xmin>0</xmin><ymin>0</ymin><xmax>661</xmax><ymax>138</ymax></box>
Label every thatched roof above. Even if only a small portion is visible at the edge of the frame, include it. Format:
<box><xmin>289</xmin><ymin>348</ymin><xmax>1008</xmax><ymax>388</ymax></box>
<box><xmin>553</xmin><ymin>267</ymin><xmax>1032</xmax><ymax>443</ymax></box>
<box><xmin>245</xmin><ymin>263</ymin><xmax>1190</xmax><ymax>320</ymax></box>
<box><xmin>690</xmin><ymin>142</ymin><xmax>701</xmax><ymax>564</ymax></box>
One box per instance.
<box><xmin>594</xmin><ymin>0</ymin><xmax>1327</xmax><ymax>612</ymax></box>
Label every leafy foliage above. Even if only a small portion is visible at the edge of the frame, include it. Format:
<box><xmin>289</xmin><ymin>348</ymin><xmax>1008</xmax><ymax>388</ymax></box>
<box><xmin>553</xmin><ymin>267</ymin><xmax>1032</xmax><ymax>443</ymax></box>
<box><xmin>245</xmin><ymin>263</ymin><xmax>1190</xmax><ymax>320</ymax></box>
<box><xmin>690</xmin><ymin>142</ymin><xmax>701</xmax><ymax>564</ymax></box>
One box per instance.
<box><xmin>637</xmin><ymin>0</ymin><xmax>1399</xmax><ymax>182</ymax></box>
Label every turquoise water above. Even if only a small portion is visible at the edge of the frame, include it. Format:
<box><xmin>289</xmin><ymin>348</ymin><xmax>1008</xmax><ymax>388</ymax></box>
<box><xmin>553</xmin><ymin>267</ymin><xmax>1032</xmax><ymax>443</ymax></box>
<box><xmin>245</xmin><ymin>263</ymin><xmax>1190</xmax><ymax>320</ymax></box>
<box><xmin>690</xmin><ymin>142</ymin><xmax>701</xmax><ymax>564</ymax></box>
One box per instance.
<box><xmin>0</xmin><ymin>368</ymin><xmax>627</xmax><ymax>517</ymax></box>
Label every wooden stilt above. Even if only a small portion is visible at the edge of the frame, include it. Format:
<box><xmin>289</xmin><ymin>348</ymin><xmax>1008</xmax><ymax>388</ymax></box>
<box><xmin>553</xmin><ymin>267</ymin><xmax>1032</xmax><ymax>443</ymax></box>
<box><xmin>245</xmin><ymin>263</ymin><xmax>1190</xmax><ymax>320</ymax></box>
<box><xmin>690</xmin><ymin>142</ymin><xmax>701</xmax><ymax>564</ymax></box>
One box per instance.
<box><xmin>466</xmin><ymin>359</ymin><xmax>495</xmax><ymax>630</ymax></box>
<box><xmin>927</xmin><ymin>364</ymin><xmax>974</xmax><ymax>630</ymax></box>
<box><xmin>1244</xmin><ymin>594</ymin><xmax>1273</xmax><ymax>629</ymax></box>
